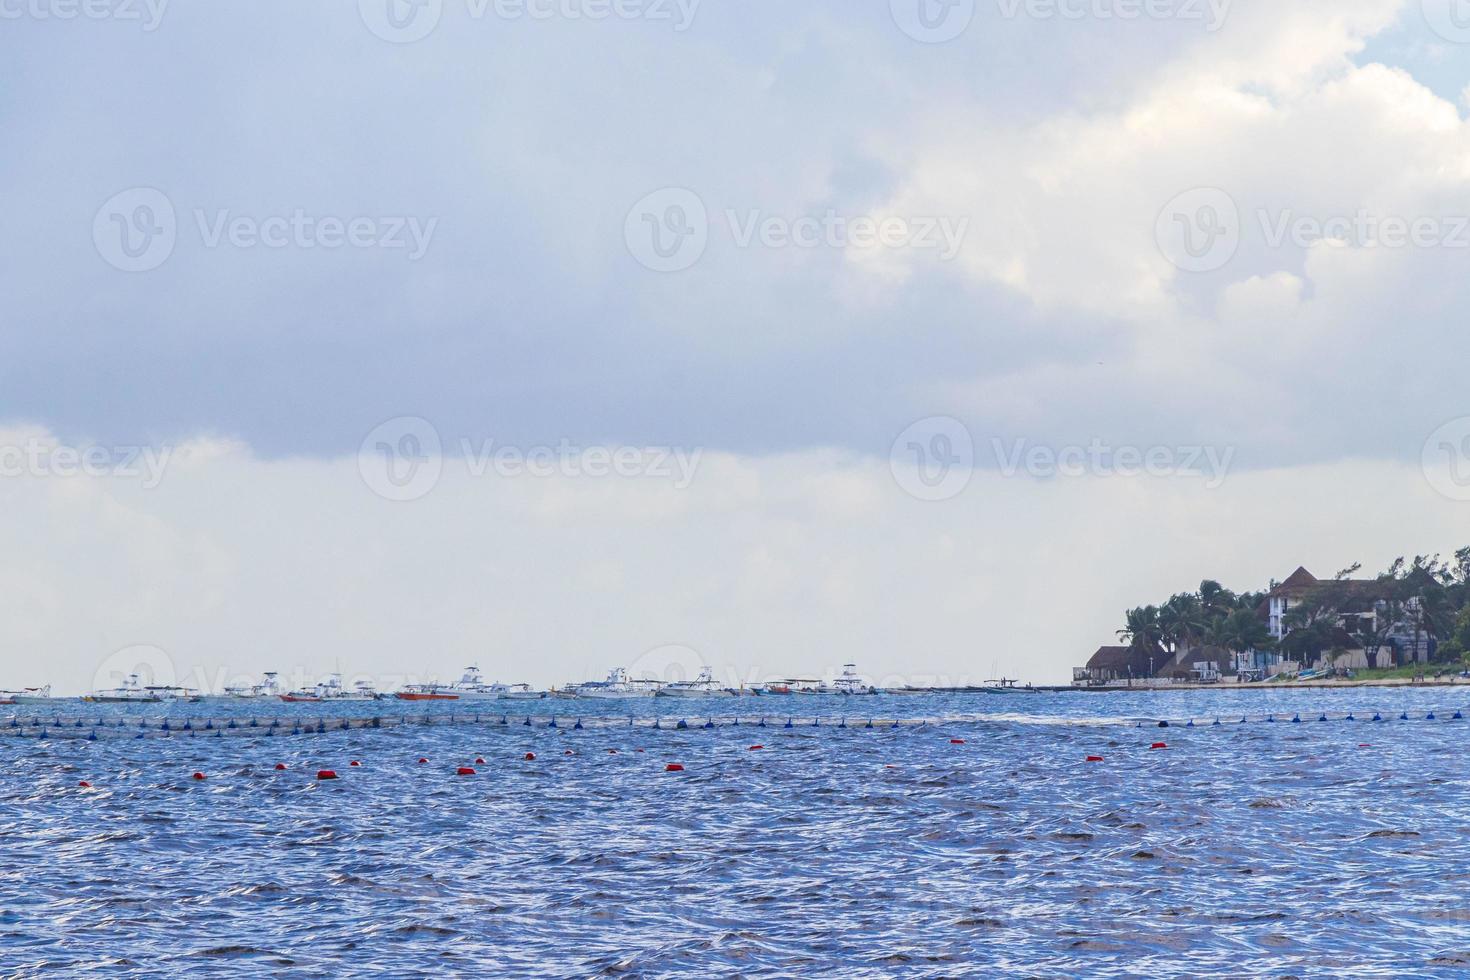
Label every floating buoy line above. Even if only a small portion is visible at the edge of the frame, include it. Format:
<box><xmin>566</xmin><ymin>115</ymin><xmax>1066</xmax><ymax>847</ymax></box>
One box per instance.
<box><xmin>3</xmin><ymin>707</ymin><xmax>1468</xmax><ymax>741</ymax></box>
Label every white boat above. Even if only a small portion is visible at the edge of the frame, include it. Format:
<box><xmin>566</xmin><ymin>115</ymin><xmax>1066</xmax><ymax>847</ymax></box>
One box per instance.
<box><xmin>220</xmin><ymin>672</ymin><xmax>285</xmax><ymax>700</ymax></box>
<box><xmin>575</xmin><ymin>668</ymin><xmax>661</xmax><ymax>699</ymax></box>
<box><xmin>395</xmin><ymin>666</ymin><xmax>508</xmax><ymax>702</ymax></box>
<box><xmin>1</xmin><ymin>685</ymin><xmax>53</xmax><ymax>704</ymax></box>
<box><xmin>786</xmin><ymin>678</ymin><xmax>832</xmax><ymax>695</ymax></box>
<box><xmin>86</xmin><ymin>674</ymin><xmax>171</xmax><ymax>703</ymax></box>
<box><xmin>833</xmin><ymin>664</ymin><xmax>879</xmax><ymax>695</ymax></box>
<box><xmin>282</xmin><ymin>674</ymin><xmax>379</xmax><ymax>703</ymax></box>
<box><xmin>655</xmin><ymin>667</ymin><xmax>734</xmax><ymax>698</ymax></box>
<box><xmin>498</xmin><ymin>684</ymin><xmax>547</xmax><ymax>701</ymax></box>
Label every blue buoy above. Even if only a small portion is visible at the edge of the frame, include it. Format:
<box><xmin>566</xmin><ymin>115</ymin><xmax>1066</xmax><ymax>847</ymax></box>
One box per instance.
<box><xmin>1186</xmin><ymin>720</ymin><xmax>1194</xmax><ymax>728</ymax></box>
<box><xmin>838</xmin><ymin>718</ymin><xmax>847</xmax><ymax>729</ymax></box>
<box><xmin>891</xmin><ymin>721</ymin><xmax>899</xmax><ymax>729</ymax></box>
<box><xmin>784</xmin><ymin>718</ymin><xmax>794</xmax><ymax>729</ymax></box>
<box><xmin>812</xmin><ymin>718</ymin><xmax>819</xmax><ymax>727</ymax></box>
<box><xmin>757</xmin><ymin>718</ymin><xmax>766</xmax><ymax>728</ymax></box>
<box><xmin>227</xmin><ymin>720</ymin><xmax>237</xmax><ymax>729</ymax></box>
<box><xmin>676</xmin><ymin>719</ymin><xmax>688</xmax><ymax>730</ymax></box>
<box><xmin>87</xmin><ymin>731</ymin><xmax>97</xmax><ymax>741</ymax></box>
<box><xmin>291</xmin><ymin>726</ymin><xmax>301</xmax><ymax>735</ymax></box>
<box><xmin>1372</xmin><ymin>713</ymin><xmax>1382</xmax><ymax>722</ymax></box>
<box><xmin>316</xmin><ymin>722</ymin><xmax>326</xmax><ymax>733</ymax></box>
<box><xmin>161</xmin><ymin>720</ymin><xmax>170</xmax><ymax>731</ymax></box>
<box><xmin>547</xmin><ymin>718</ymin><xmax>557</xmax><ymax>729</ymax></box>
<box><xmin>523</xmin><ymin>716</ymin><xmax>532</xmax><ymax>727</ymax></box>
<box><xmin>574</xmin><ymin>719</ymin><xmax>584</xmax><ymax>730</ymax></box>
<box><xmin>1213</xmin><ymin>719</ymin><xmax>1221</xmax><ymax>726</ymax></box>
<box><xmin>1455</xmin><ymin>711</ymin><xmax>1464</xmax><ymax>720</ymax></box>
<box><xmin>1345</xmin><ymin>714</ymin><xmax>1354</xmax><ymax>721</ymax></box>
<box><xmin>1400</xmin><ymin>712</ymin><xmax>1409</xmax><ymax>721</ymax></box>
<box><xmin>1318</xmin><ymin>714</ymin><xmax>1327</xmax><ymax>722</ymax></box>
<box><xmin>182</xmin><ymin>721</ymin><xmax>192</xmax><ymax>731</ymax></box>
<box><xmin>866</xmin><ymin>720</ymin><xmax>873</xmax><ymax>729</ymax></box>
<box><xmin>265</xmin><ymin>728</ymin><xmax>273</xmax><ymax>737</ymax></box>
<box><xmin>1291</xmin><ymin>714</ymin><xmax>1300</xmax><ymax>723</ymax></box>
<box><xmin>1267</xmin><ymin>715</ymin><xmax>1275</xmax><ymax>723</ymax></box>
<box><xmin>703</xmin><ymin>720</ymin><xmax>714</xmax><ymax>729</ymax></box>
<box><xmin>249</xmin><ymin>719</ymin><xmax>257</xmax><ymax>727</ymax></box>
<box><xmin>1427</xmin><ymin>712</ymin><xmax>1436</xmax><ymax>720</ymax></box>
<box><xmin>37</xmin><ymin>729</ymin><xmax>46</xmax><ymax>740</ymax></box>
<box><xmin>500</xmin><ymin>715</ymin><xmax>508</xmax><ymax>726</ymax></box>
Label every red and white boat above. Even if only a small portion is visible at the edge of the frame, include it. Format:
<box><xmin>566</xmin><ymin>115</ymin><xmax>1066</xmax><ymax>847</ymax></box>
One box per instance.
<box><xmin>394</xmin><ymin>684</ymin><xmax>459</xmax><ymax>702</ymax></box>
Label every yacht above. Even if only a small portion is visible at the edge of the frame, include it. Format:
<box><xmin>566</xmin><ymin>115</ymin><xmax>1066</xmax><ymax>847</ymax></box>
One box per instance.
<box><xmin>282</xmin><ymin>674</ymin><xmax>379</xmax><ymax>703</ymax></box>
<box><xmin>833</xmin><ymin>664</ymin><xmax>880</xmax><ymax>696</ymax></box>
<box><xmin>220</xmin><ymin>672</ymin><xmax>285</xmax><ymax>700</ymax></box>
<box><xmin>498</xmin><ymin>683</ymin><xmax>547</xmax><ymax>701</ymax></box>
<box><xmin>575</xmin><ymin>668</ymin><xmax>661</xmax><ymax>700</ymax></box>
<box><xmin>86</xmin><ymin>674</ymin><xmax>171</xmax><ymax>703</ymax></box>
<box><xmin>655</xmin><ymin>666</ymin><xmax>733</xmax><ymax>698</ymax></box>
<box><xmin>787</xmin><ymin>678</ymin><xmax>832</xmax><ymax>695</ymax></box>
<box><xmin>0</xmin><ymin>685</ymin><xmax>52</xmax><ymax>704</ymax></box>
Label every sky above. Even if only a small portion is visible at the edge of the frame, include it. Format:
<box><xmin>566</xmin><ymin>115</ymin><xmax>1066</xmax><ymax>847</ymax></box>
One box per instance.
<box><xmin>1</xmin><ymin>0</ymin><xmax>1469</xmax><ymax>693</ymax></box>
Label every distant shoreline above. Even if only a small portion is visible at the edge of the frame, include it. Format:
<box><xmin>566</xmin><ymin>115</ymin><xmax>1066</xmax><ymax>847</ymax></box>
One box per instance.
<box><xmin>1063</xmin><ymin>678</ymin><xmax>1470</xmax><ymax>692</ymax></box>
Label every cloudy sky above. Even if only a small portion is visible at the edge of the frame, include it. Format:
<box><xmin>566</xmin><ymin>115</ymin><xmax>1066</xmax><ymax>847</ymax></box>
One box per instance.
<box><xmin>2</xmin><ymin>0</ymin><xmax>1469</xmax><ymax>693</ymax></box>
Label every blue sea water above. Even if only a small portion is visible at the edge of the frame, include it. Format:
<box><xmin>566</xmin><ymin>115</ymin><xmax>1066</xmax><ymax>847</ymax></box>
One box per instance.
<box><xmin>4</xmin><ymin>688</ymin><xmax>1470</xmax><ymax>976</ymax></box>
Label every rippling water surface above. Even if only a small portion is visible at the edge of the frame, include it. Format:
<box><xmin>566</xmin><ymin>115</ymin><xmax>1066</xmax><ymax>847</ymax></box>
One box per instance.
<box><xmin>5</xmin><ymin>689</ymin><xmax>1470</xmax><ymax>976</ymax></box>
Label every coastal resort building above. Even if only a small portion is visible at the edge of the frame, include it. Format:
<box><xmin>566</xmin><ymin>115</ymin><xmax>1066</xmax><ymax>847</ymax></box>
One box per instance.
<box><xmin>1075</xmin><ymin>645</ymin><xmax>1154</xmax><ymax>685</ymax></box>
<box><xmin>1264</xmin><ymin>566</ymin><xmax>1432</xmax><ymax>670</ymax></box>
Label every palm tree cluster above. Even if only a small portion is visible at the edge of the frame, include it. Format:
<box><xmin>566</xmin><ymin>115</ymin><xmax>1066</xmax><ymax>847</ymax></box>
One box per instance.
<box><xmin>1118</xmin><ymin>548</ymin><xmax>1470</xmax><ymax>674</ymax></box>
<box><xmin>1117</xmin><ymin>580</ymin><xmax>1269</xmax><ymax>670</ymax></box>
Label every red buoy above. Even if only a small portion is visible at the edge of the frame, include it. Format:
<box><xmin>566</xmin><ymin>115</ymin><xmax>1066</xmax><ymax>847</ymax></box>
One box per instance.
<box><xmin>564</xmin><ymin>749</ymin><xmax>574</xmax><ymax>756</ymax></box>
<box><xmin>457</xmin><ymin>767</ymin><xmax>476</xmax><ymax>776</ymax></box>
<box><xmin>78</xmin><ymin>780</ymin><xmax>91</xmax><ymax>788</ymax></box>
<box><xmin>665</xmin><ymin>763</ymin><xmax>685</xmax><ymax>772</ymax></box>
<box><xmin>1086</xmin><ymin>755</ymin><xmax>1104</xmax><ymax>762</ymax></box>
<box><xmin>350</xmin><ymin>760</ymin><xmax>362</xmax><ymax>767</ymax></box>
<box><xmin>474</xmin><ymin>757</ymin><xmax>485</xmax><ymax>764</ymax></box>
<box><xmin>1150</xmin><ymin>742</ymin><xmax>1167</xmax><ymax>750</ymax></box>
<box><xmin>950</xmin><ymin>738</ymin><xmax>966</xmax><ymax>745</ymax></box>
<box><xmin>635</xmin><ymin>748</ymin><xmax>645</xmax><ymax>753</ymax></box>
<box><xmin>524</xmin><ymin>752</ymin><xmax>536</xmax><ymax>761</ymax></box>
<box><xmin>317</xmin><ymin>770</ymin><xmax>338</xmax><ymax>780</ymax></box>
<box><xmin>608</xmin><ymin>749</ymin><xmax>619</xmax><ymax>755</ymax></box>
<box><xmin>192</xmin><ymin>772</ymin><xmax>206</xmax><ymax>780</ymax></box>
<box><xmin>748</xmin><ymin>745</ymin><xmax>764</xmax><ymax>751</ymax></box>
<box><xmin>1358</xmin><ymin>743</ymin><xmax>1372</xmax><ymax>748</ymax></box>
<box><xmin>273</xmin><ymin>763</ymin><xmax>287</xmax><ymax>771</ymax></box>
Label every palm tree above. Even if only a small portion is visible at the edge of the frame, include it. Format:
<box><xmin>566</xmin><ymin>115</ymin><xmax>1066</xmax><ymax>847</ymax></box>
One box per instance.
<box><xmin>1214</xmin><ymin>608</ymin><xmax>1273</xmax><ymax>671</ymax></box>
<box><xmin>1158</xmin><ymin>593</ymin><xmax>1206</xmax><ymax>656</ymax></box>
<box><xmin>1118</xmin><ymin>605</ymin><xmax>1165</xmax><ymax>677</ymax></box>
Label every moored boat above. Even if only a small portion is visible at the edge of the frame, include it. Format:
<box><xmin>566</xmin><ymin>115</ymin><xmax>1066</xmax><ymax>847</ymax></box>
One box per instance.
<box><xmin>575</xmin><ymin>668</ymin><xmax>660</xmax><ymax>699</ymax></box>
<box><xmin>833</xmin><ymin>664</ymin><xmax>880</xmax><ymax>696</ymax></box>
<box><xmin>8</xmin><ymin>685</ymin><xmax>52</xmax><ymax>704</ymax></box>
<box><xmin>283</xmin><ymin>674</ymin><xmax>379</xmax><ymax>703</ymax></box>
<box><xmin>498</xmin><ymin>684</ymin><xmax>547</xmax><ymax>700</ymax></box>
<box><xmin>86</xmin><ymin>674</ymin><xmax>169</xmax><ymax>703</ymax></box>
<box><xmin>655</xmin><ymin>667</ymin><xmax>733</xmax><ymax>698</ymax></box>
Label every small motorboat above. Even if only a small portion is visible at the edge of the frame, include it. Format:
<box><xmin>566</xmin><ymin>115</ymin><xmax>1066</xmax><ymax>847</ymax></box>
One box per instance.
<box><xmin>86</xmin><ymin>674</ymin><xmax>171</xmax><ymax>703</ymax></box>
<box><xmin>2</xmin><ymin>685</ymin><xmax>52</xmax><ymax>704</ymax></box>
<box><xmin>833</xmin><ymin>664</ymin><xmax>880</xmax><ymax>696</ymax></box>
<box><xmin>498</xmin><ymin>684</ymin><xmax>547</xmax><ymax>700</ymax></box>
<box><xmin>655</xmin><ymin>667</ymin><xmax>734</xmax><ymax>698</ymax></box>
<box><xmin>575</xmin><ymin>668</ymin><xmax>661</xmax><ymax>699</ymax></box>
<box><xmin>283</xmin><ymin>674</ymin><xmax>379</xmax><ymax>702</ymax></box>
